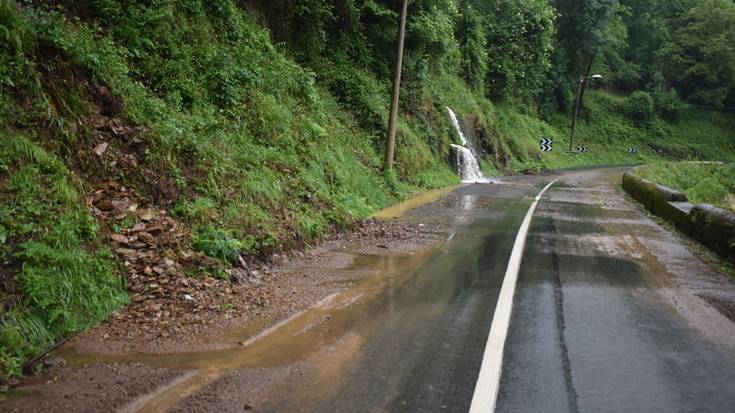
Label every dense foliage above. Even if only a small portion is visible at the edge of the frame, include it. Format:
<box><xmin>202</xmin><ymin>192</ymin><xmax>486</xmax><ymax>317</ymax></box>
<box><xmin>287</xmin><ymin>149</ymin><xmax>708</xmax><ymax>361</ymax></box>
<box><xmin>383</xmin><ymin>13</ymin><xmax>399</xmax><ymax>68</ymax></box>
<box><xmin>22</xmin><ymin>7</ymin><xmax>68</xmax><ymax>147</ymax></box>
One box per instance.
<box><xmin>1</xmin><ymin>0</ymin><xmax>734</xmax><ymax>378</ymax></box>
<box><xmin>662</xmin><ymin>0</ymin><xmax>735</xmax><ymax>108</ymax></box>
<box><xmin>563</xmin><ymin>0</ymin><xmax>735</xmax><ymax>109</ymax></box>
<box><xmin>250</xmin><ymin>0</ymin><xmax>735</xmax><ymax>109</ymax></box>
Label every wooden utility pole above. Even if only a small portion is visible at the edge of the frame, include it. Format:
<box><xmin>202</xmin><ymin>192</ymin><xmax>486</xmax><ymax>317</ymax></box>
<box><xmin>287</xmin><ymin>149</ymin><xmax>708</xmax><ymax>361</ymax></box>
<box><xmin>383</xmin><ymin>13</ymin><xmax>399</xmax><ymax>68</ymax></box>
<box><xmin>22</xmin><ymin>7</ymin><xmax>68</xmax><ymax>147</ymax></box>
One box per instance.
<box><xmin>569</xmin><ymin>54</ymin><xmax>595</xmax><ymax>151</ymax></box>
<box><xmin>569</xmin><ymin>76</ymin><xmax>584</xmax><ymax>152</ymax></box>
<box><xmin>384</xmin><ymin>0</ymin><xmax>409</xmax><ymax>171</ymax></box>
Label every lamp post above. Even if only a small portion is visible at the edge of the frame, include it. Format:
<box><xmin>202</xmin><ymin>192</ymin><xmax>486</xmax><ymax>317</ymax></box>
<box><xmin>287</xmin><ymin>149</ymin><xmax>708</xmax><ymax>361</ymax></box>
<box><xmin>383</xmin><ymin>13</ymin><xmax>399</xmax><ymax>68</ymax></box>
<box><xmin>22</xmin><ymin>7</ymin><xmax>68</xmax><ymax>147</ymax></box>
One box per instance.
<box><xmin>569</xmin><ymin>74</ymin><xmax>602</xmax><ymax>152</ymax></box>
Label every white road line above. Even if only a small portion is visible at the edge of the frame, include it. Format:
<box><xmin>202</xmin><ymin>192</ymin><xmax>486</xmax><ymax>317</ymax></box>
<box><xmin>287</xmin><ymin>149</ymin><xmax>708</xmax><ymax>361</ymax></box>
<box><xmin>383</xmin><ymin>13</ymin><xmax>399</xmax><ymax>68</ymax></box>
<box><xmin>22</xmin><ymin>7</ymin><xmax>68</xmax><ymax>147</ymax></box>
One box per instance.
<box><xmin>468</xmin><ymin>178</ymin><xmax>558</xmax><ymax>413</ymax></box>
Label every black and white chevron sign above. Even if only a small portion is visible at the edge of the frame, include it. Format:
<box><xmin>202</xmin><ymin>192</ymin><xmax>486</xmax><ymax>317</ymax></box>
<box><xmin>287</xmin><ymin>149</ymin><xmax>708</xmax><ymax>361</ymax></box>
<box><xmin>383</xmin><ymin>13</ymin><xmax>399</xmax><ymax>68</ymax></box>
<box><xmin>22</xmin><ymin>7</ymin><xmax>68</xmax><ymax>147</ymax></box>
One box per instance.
<box><xmin>628</xmin><ymin>147</ymin><xmax>638</xmax><ymax>154</ymax></box>
<box><xmin>540</xmin><ymin>138</ymin><xmax>553</xmax><ymax>152</ymax></box>
<box><xmin>577</xmin><ymin>145</ymin><xmax>588</xmax><ymax>153</ymax></box>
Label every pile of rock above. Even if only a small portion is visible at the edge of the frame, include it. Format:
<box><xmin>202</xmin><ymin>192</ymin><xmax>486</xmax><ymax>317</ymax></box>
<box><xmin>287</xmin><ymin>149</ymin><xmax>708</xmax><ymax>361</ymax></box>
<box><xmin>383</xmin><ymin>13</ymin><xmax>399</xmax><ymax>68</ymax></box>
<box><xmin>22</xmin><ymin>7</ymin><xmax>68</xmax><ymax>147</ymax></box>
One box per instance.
<box><xmin>333</xmin><ymin>218</ymin><xmax>441</xmax><ymax>244</ymax></box>
<box><xmin>86</xmin><ymin>181</ymin><xmax>270</xmax><ymax>340</ymax></box>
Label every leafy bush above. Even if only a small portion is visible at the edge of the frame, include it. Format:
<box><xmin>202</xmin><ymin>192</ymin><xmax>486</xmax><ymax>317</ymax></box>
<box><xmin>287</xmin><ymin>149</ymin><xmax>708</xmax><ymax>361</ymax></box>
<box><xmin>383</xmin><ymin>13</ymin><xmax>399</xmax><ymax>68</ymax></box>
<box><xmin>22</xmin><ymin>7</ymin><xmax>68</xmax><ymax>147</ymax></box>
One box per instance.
<box><xmin>318</xmin><ymin>57</ymin><xmax>388</xmax><ymax>137</ymax></box>
<box><xmin>467</xmin><ymin>0</ymin><xmax>556</xmax><ymax>101</ymax></box>
<box><xmin>192</xmin><ymin>227</ymin><xmax>252</xmax><ymax>264</ymax></box>
<box><xmin>456</xmin><ymin>7</ymin><xmax>488</xmax><ymax>92</ymax></box>
<box><xmin>624</xmin><ymin>91</ymin><xmax>654</xmax><ymax>121</ymax></box>
<box><xmin>653</xmin><ymin>89</ymin><xmax>685</xmax><ymax>121</ymax></box>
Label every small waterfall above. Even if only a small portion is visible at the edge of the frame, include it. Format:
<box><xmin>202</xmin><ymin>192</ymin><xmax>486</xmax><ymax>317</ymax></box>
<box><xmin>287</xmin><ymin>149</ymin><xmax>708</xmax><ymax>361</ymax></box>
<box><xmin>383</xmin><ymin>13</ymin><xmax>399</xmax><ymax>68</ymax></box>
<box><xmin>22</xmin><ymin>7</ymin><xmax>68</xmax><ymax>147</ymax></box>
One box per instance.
<box><xmin>450</xmin><ymin>144</ymin><xmax>484</xmax><ymax>182</ymax></box>
<box><xmin>447</xmin><ymin>108</ymin><xmax>469</xmax><ymax>147</ymax></box>
<box><xmin>447</xmin><ymin>107</ymin><xmax>491</xmax><ymax>183</ymax></box>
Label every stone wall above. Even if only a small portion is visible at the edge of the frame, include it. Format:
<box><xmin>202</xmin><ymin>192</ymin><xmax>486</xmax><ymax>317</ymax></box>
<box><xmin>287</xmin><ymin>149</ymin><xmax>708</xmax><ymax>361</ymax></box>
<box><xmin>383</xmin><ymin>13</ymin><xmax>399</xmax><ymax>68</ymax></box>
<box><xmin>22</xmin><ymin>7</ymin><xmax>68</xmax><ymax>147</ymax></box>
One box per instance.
<box><xmin>622</xmin><ymin>171</ymin><xmax>735</xmax><ymax>265</ymax></box>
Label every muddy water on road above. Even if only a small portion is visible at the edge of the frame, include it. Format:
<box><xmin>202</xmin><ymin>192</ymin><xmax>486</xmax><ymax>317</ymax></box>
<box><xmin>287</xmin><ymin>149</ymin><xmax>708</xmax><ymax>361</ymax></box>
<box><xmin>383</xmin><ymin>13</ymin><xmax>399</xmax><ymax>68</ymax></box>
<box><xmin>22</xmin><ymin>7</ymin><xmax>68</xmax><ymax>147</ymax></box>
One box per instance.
<box><xmin>75</xmin><ymin>179</ymin><xmax>545</xmax><ymax>413</ymax></box>
<box><xmin>60</xmin><ymin>248</ymin><xmax>437</xmax><ymax>412</ymax></box>
<box><xmin>250</xmin><ymin>188</ymin><xmax>546</xmax><ymax>412</ymax></box>
<box><xmin>63</xmin><ymin>252</ymin><xmax>432</xmax><ymax>371</ymax></box>
<box><xmin>372</xmin><ymin>185</ymin><xmax>459</xmax><ymax>220</ymax></box>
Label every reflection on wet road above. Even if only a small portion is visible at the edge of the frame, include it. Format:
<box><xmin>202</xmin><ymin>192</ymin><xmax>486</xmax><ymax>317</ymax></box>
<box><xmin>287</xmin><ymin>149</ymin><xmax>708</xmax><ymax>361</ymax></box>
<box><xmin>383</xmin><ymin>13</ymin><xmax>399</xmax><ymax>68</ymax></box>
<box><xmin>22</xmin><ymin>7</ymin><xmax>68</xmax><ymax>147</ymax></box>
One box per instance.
<box><xmin>255</xmin><ymin>183</ymin><xmax>546</xmax><ymax>412</ymax></box>
<box><xmin>257</xmin><ymin>167</ymin><xmax>735</xmax><ymax>412</ymax></box>
<box><xmin>66</xmin><ymin>167</ymin><xmax>735</xmax><ymax>412</ymax></box>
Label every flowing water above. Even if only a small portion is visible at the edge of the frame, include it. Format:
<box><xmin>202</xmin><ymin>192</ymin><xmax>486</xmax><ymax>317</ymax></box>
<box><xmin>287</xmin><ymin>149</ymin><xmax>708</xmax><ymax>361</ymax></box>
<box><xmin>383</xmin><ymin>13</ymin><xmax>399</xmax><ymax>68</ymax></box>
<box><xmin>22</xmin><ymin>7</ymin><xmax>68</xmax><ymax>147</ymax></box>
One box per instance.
<box><xmin>447</xmin><ymin>107</ymin><xmax>492</xmax><ymax>183</ymax></box>
<box><xmin>450</xmin><ymin>143</ymin><xmax>484</xmax><ymax>183</ymax></box>
<box><xmin>447</xmin><ymin>107</ymin><xmax>469</xmax><ymax>147</ymax></box>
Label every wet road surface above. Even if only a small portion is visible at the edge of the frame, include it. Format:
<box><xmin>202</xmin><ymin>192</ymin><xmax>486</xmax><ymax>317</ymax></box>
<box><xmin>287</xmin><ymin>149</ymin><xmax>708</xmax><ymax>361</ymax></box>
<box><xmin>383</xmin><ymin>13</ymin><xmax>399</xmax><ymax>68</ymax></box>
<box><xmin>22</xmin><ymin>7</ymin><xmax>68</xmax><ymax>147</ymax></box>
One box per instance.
<box><xmin>258</xmin><ymin>167</ymin><xmax>735</xmax><ymax>412</ymax></box>
<box><xmin>30</xmin><ymin>167</ymin><xmax>734</xmax><ymax>413</ymax></box>
<box><xmin>245</xmin><ymin>167</ymin><xmax>735</xmax><ymax>412</ymax></box>
<box><xmin>496</xmin><ymin>169</ymin><xmax>735</xmax><ymax>412</ymax></box>
<box><xmin>254</xmin><ymin>181</ymin><xmax>546</xmax><ymax>412</ymax></box>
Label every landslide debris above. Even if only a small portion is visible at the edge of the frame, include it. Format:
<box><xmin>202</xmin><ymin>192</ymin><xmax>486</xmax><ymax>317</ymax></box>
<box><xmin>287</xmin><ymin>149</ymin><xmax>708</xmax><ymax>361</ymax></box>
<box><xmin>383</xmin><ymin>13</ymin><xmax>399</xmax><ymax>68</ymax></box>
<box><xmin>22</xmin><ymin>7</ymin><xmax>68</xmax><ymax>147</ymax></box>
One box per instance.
<box><xmin>86</xmin><ymin>180</ymin><xmax>272</xmax><ymax>345</ymax></box>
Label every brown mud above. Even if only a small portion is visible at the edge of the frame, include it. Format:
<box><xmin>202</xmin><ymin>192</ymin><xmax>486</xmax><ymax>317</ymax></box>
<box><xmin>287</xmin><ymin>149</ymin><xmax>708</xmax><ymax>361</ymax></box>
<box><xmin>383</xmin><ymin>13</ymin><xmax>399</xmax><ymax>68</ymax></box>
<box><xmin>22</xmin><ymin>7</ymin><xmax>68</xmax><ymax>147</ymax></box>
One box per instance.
<box><xmin>0</xmin><ymin>187</ymin><xmax>458</xmax><ymax>413</ymax></box>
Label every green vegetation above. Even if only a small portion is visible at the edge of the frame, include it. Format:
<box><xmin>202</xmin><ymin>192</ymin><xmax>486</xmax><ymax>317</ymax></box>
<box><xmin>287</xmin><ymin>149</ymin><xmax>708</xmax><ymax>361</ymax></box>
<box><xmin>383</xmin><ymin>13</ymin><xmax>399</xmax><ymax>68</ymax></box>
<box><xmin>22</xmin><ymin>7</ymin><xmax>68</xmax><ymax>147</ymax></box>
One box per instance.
<box><xmin>0</xmin><ymin>0</ymin><xmax>734</xmax><ymax>378</ymax></box>
<box><xmin>0</xmin><ymin>0</ymin><xmax>460</xmax><ymax>377</ymax></box>
<box><xmin>636</xmin><ymin>162</ymin><xmax>735</xmax><ymax>211</ymax></box>
<box><xmin>0</xmin><ymin>134</ymin><xmax>127</xmax><ymax>377</ymax></box>
<box><xmin>531</xmin><ymin>90</ymin><xmax>735</xmax><ymax>171</ymax></box>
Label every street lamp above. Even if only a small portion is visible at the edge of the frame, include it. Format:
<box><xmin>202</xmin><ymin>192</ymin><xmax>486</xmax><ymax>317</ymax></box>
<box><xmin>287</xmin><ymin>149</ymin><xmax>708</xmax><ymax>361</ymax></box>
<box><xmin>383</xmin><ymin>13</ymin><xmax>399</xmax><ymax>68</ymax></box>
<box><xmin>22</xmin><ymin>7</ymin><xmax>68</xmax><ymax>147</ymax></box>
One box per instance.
<box><xmin>569</xmin><ymin>74</ymin><xmax>602</xmax><ymax>152</ymax></box>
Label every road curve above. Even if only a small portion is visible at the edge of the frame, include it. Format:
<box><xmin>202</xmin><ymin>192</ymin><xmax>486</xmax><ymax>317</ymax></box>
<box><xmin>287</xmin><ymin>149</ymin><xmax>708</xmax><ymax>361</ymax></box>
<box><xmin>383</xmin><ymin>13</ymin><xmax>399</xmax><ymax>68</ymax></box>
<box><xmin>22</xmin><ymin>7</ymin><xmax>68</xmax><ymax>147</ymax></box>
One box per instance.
<box><xmin>496</xmin><ymin>168</ymin><xmax>735</xmax><ymax>413</ymax></box>
<box><xmin>240</xmin><ymin>166</ymin><xmax>735</xmax><ymax>413</ymax></box>
<box><xmin>118</xmin><ymin>168</ymin><xmax>735</xmax><ymax>412</ymax></box>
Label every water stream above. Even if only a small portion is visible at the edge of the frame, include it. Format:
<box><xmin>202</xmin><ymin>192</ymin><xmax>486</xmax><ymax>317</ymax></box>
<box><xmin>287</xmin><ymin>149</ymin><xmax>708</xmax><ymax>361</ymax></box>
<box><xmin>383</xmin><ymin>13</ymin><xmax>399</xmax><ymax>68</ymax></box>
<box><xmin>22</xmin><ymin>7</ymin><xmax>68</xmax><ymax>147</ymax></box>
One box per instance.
<box><xmin>450</xmin><ymin>144</ymin><xmax>484</xmax><ymax>183</ymax></box>
<box><xmin>447</xmin><ymin>107</ymin><xmax>469</xmax><ymax>147</ymax></box>
<box><xmin>447</xmin><ymin>107</ymin><xmax>492</xmax><ymax>183</ymax></box>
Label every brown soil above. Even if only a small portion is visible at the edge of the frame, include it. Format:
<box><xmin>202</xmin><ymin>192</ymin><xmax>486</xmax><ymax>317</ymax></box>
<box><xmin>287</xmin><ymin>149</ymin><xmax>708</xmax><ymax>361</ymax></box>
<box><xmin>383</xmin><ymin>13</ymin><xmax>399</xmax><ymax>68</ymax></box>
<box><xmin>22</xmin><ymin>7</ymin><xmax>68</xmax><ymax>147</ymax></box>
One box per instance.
<box><xmin>169</xmin><ymin>366</ymin><xmax>297</xmax><ymax>413</ymax></box>
<box><xmin>73</xmin><ymin>218</ymin><xmax>444</xmax><ymax>355</ymax></box>
<box><xmin>0</xmin><ymin>360</ymin><xmax>185</xmax><ymax>413</ymax></box>
<box><xmin>0</xmin><ymin>212</ymin><xmax>445</xmax><ymax>412</ymax></box>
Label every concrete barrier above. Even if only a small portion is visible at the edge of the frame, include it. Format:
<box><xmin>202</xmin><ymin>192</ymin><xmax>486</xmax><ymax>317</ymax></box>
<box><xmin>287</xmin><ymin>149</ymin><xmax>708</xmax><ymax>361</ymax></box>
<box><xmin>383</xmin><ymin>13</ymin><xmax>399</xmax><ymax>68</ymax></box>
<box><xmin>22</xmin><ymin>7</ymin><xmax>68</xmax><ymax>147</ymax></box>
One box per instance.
<box><xmin>622</xmin><ymin>172</ymin><xmax>691</xmax><ymax>231</ymax></box>
<box><xmin>622</xmin><ymin>171</ymin><xmax>735</xmax><ymax>265</ymax></box>
<box><xmin>622</xmin><ymin>172</ymin><xmax>656</xmax><ymax>210</ymax></box>
<box><xmin>689</xmin><ymin>204</ymin><xmax>735</xmax><ymax>264</ymax></box>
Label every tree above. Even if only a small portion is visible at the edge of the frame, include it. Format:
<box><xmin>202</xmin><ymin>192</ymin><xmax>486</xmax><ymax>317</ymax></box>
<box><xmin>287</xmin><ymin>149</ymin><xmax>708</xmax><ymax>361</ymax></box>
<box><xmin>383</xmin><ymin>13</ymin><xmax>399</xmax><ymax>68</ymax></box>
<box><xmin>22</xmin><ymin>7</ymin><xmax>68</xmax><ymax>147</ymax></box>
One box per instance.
<box><xmin>547</xmin><ymin>0</ymin><xmax>621</xmax><ymax>111</ymax></box>
<box><xmin>467</xmin><ymin>0</ymin><xmax>556</xmax><ymax>101</ymax></box>
<box><xmin>613</xmin><ymin>0</ymin><xmax>669</xmax><ymax>91</ymax></box>
<box><xmin>661</xmin><ymin>0</ymin><xmax>735</xmax><ymax>108</ymax></box>
<box><xmin>455</xmin><ymin>6</ymin><xmax>487</xmax><ymax>92</ymax></box>
<box><xmin>554</xmin><ymin>0</ymin><xmax>620</xmax><ymax>72</ymax></box>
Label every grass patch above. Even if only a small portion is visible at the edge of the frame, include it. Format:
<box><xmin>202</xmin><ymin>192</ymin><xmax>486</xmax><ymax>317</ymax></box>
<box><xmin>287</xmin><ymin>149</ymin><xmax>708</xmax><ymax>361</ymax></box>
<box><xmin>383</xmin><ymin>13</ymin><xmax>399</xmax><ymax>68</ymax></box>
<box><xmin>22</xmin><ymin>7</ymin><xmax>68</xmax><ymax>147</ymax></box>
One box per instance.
<box><xmin>636</xmin><ymin>162</ymin><xmax>735</xmax><ymax>211</ymax></box>
<box><xmin>0</xmin><ymin>134</ymin><xmax>127</xmax><ymax>378</ymax></box>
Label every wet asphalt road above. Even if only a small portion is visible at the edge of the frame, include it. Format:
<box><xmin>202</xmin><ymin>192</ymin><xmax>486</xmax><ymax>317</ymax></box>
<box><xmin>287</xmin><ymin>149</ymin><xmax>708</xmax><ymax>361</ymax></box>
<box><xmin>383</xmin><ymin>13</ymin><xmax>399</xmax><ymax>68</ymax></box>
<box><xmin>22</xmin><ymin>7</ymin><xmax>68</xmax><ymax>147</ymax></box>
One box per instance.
<box><xmin>496</xmin><ymin>169</ymin><xmax>735</xmax><ymax>412</ymax></box>
<box><xmin>254</xmin><ymin>167</ymin><xmax>735</xmax><ymax>412</ymax></box>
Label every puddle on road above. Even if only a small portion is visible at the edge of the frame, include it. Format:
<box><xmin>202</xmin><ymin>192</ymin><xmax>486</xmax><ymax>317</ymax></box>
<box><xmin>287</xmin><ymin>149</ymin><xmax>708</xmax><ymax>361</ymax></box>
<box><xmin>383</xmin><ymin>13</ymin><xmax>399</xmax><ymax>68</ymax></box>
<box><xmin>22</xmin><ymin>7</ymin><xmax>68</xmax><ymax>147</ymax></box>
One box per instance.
<box><xmin>52</xmin><ymin>179</ymin><xmax>546</xmax><ymax>413</ymax></box>
<box><xmin>372</xmin><ymin>186</ymin><xmax>458</xmax><ymax>219</ymax></box>
<box><xmin>58</xmin><ymin>246</ymin><xmax>440</xmax><ymax>413</ymax></box>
